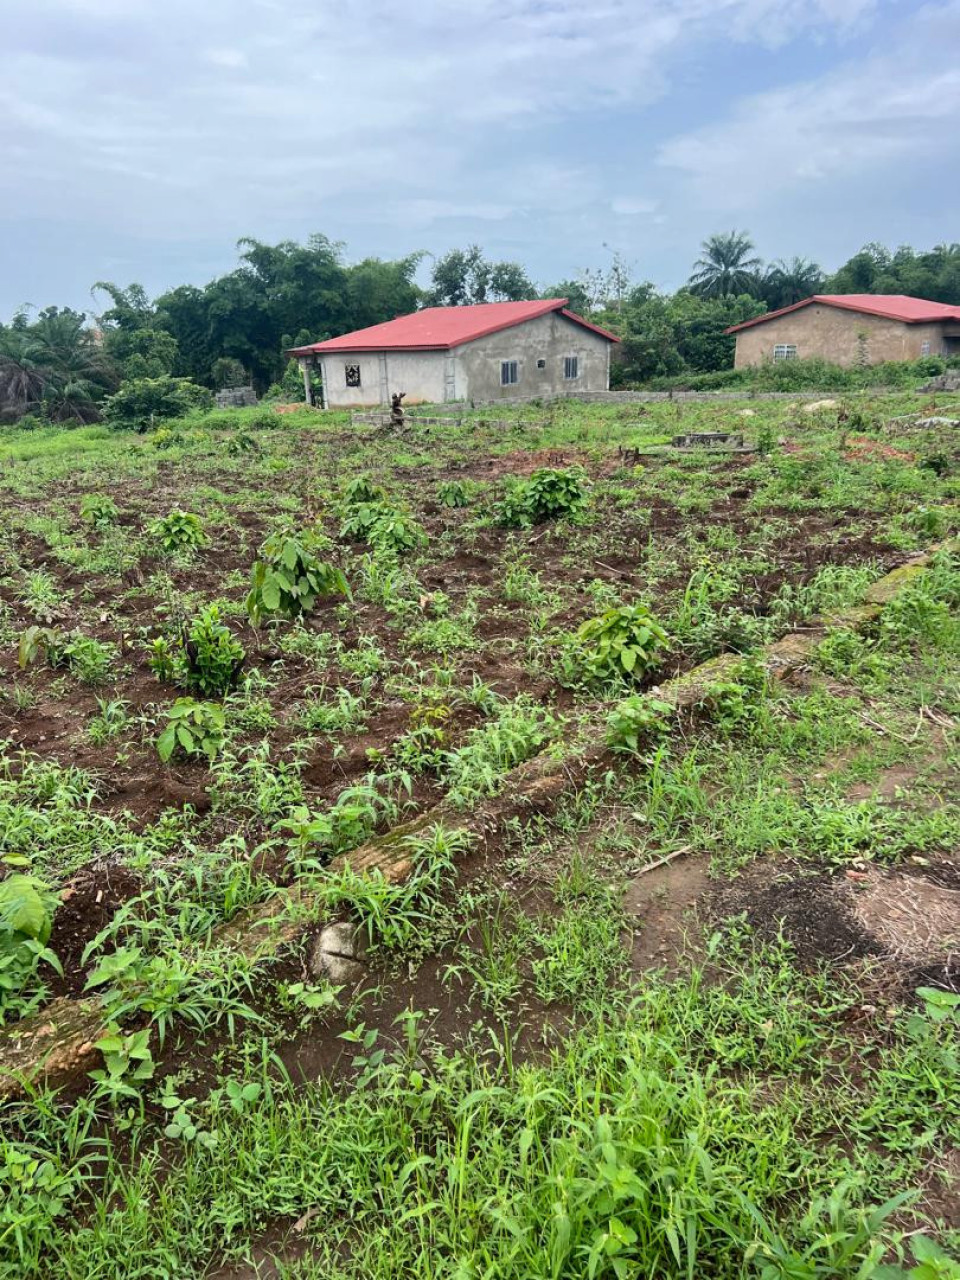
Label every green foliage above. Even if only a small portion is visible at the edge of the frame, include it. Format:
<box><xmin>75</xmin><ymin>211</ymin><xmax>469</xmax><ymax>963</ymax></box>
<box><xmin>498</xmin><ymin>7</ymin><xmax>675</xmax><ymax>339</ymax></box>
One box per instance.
<box><xmin>157</xmin><ymin>698</ymin><xmax>226</xmax><ymax>763</ymax></box>
<box><xmin>101</xmin><ymin>376</ymin><xmax>213</xmax><ymax>432</ymax></box>
<box><xmin>149</xmin><ymin>508</ymin><xmax>206</xmax><ymax>553</ymax></box>
<box><xmin>574</xmin><ymin>603</ymin><xmax>670</xmax><ymax>682</ymax></box>
<box><xmin>177</xmin><ymin>605</ymin><xmax>245</xmax><ymax>697</ymax></box>
<box><xmin>79</xmin><ymin>493</ymin><xmax>119</xmax><ymax>529</ymax></box>
<box><xmin>343</xmin><ymin>475</ymin><xmax>386</xmax><ymax>505</ymax></box>
<box><xmin>606</xmin><ymin>695</ymin><xmax>673</xmax><ymax>753</ymax></box>
<box><xmin>0</xmin><ymin>873</ymin><xmax>61</xmax><ymax>1024</ymax></box>
<box><xmin>496</xmin><ymin>467</ymin><xmax>586</xmax><ymax>527</ymax></box>
<box><xmin>17</xmin><ymin>626</ymin><xmax>114</xmax><ymax>684</ymax></box>
<box><xmin>340</xmin><ymin>502</ymin><xmax>426</xmax><ymax>553</ymax></box>
<box><xmin>246</xmin><ymin>525</ymin><xmax>350</xmax><ymax>623</ymax></box>
<box><xmin>444</xmin><ymin>697</ymin><xmax>556</xmax><ymax>805</ymax></box>
<box><xmin>437</xmin><ymin>479</ymin><xmax>469</xmax><ymax>508</ymax></box>
<box><xmin>285</xmin><ymin>780</ymin><xmax>398</xmax><ymax>862</ymax></box>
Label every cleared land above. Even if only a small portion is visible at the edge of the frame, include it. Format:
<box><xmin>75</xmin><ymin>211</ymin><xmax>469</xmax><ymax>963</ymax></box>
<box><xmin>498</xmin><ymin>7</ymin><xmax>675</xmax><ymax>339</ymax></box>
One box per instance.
<box><xmin>0</xmin><ymin>392</ymin><xmax>958</xmax><ymax>1278</ymax></box>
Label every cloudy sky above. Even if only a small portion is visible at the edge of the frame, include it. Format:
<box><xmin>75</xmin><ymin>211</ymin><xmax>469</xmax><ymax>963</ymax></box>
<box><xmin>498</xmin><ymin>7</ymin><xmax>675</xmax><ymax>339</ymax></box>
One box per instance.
<box><xmin>3</xmin><ymin>0</ymin><xmax>959</xmax><ymax>317</ymax></box>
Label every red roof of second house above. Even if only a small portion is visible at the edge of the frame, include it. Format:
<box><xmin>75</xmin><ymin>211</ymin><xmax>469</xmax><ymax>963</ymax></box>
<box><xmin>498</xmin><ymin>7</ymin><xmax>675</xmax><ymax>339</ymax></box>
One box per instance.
<box><xmin>726</xmin><ymin>294</ymin><xmax>960</xmax><ymax>334</ymax></box>
<box><xmin>288</xmin><ymin>299</ymin><xmax>620</xmax><ymax>355</ymax></box>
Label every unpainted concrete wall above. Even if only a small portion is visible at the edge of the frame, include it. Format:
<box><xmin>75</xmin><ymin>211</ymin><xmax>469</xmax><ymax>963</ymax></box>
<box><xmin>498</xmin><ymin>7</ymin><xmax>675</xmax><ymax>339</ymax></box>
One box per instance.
<box><xmin>734</xmin><ymin>305</ymin><xmax>949</xmax><ymax>368</ymax></box>
<box><xmin>455</xmin><ymin>310</ymin><xmax>610</xmax><ymax>401</ymax></box>
<box><xmin>317</xmin><ymin>351</ymin><xmax>447</xmax><ymax>408</ymax></box>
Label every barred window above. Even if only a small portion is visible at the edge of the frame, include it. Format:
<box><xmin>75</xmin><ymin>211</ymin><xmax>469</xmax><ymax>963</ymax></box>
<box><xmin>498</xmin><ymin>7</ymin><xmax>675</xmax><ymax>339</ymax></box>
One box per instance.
<box><xmin>501</xmin><ymin>360</ymin><xmax>518</xmax><ymax>386</ymax></box>
<box><xmin>563</xmin><ymin>356</ymin><xmax>579</xmax><ymax>379</ymax></box>
<box><xmin>345</xmin><ymin>364</ymin><xmax>361</xmax><ymax>387</ymax></box>
<box><xmin>773</xmin><ymin>344</ymin><xmax>797</xmax><ymax>362</ymax></box>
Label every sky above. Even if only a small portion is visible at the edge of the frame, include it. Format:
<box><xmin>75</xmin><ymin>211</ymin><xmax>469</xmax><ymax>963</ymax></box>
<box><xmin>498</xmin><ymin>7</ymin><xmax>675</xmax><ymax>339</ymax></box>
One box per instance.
<box><xmin>3</xmin><ymin>0</ymin><xmax>960</xmax><ymax>318</ymax></box>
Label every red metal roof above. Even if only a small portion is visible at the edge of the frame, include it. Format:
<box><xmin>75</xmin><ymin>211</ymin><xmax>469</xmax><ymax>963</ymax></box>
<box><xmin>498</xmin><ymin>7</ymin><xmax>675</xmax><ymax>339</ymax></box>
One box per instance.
<box><xmin>289</xmin><ymin>299</ymin><xmax>620</xmax><ymax>355</ymax></box>
<box><xmin>726</xmin><ymin>294</ymin><xmax>960</xmax><ymax>334</ymax></box>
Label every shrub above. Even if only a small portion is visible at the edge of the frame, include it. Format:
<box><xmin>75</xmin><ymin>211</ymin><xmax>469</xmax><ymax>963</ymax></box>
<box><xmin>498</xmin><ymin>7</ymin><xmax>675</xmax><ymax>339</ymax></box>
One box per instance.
<box><xmin>18</xmin><ymin>626</ymin><xmax>114</xmax><ymax>684</ymax></box>
<box><xmin>0</xmin><ymin>873</ymin><xmax>61</xmax><ymax>1025</ymax></box>
<box><xmin>101</xmin><ymin>376</ymin><xmax>213</xmax><ymax>433</ymax></box>
<box><xmin>178</xmin><ymin>605</ymin><xmax>245</xmax><ymax>697</ymax></box>
<box><xmin>574</xmin><ymin>604</ymin><xmax>670</xmax><ymax>683</ymax></box>
<box><xmin>340</xmin><ymin>503</ymin><xmax>426</xmax><ymax>554</ymax></box>
<box><xmin>149</xmin><ymin>509</ymin><xmax>206</xmax><ymax>553</ymax></box>
<box><xmin>344</xmin><ymin>476</ymin><xmax>386</xmax><ymax>505</ymax></box>
<box><xmin>80</xmin><ymin>494</ymin><xmax>119</xmax><ymax>529</ymax></box>
<box><xmin>157</xmin><ymin>698</ymin><xmax>225</xmax><ymax>763</ymax></box>
<box><xmin>246</xmin><ymin>526</ymin><xmax>350</xmax><ymax>624</ymax></box>
<box><xmin>437</xmin><ymin>480</ymin><xmax>468</xmax><ymax>508</ymax></box>
<box><xmin>496</xmin><ymin>468</ymin><xmax>586</xmax><ymax>528</ymax></box>
<box><xmin>606</xmin><ymin>696</ymin><xmax>673</xmax><ymax>753</ymax></box>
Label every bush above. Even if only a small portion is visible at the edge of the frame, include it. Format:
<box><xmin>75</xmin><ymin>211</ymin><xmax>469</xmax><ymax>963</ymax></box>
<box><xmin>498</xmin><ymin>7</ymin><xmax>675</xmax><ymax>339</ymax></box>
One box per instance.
<box><xmin>246</xmin><ymin>526</ymin><xmax>350</xmax><ymax>623</ymax></box>
<box><xmin>573</xmin><ymin>604</ymin><xmax>670</xmax><ymax>683</ymax></box>
<box><xmin>606</xmin><ymin>696</ymin><xmax>673</xmax><ymax>753</ymax></box>
<box><xmin>149</xmin><ymin>509</ymin><xmax>206</xmax><ymax>554</ymax></box>
<box><xmin>101</xmin><ymin>377</ymin><xmax>213</xmax><ymax>433</ymax></box>
<box><xmin>0</xmin><ymin>873</ymin><xmax>61</xmax><ymax>1025</ymax></box>
<box><xmin>157</xmin><ymin>698</ymin><xmax>225</xmax><ymax>763</ymax></box>
<box><xmin>177</xmin><ymin>605</ymin><xmax>246</xmax><ymax>697</ymax></box>
<box><xmin>496</xmin><ymin>468</ymin><xmax>586</xmax><ymax>528</ymax></box>
<box><xmin>339</xmin><ymin>503</ymin><xmax>425</xmax><ymax>554</ymax></box>
<box><xmin>79</xmin><ymin>494</ymin><xmax>119</xmax><ymax>529</ymax></box>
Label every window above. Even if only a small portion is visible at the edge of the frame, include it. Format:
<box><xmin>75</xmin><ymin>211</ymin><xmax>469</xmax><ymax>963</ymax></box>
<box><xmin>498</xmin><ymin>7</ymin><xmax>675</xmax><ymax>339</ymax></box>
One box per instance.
<box><xmin>563</xmin><ymin>355</ymin><xmax>579</xmax><ymax>380</ymax></box>
<box><xmin>921</xmin><ymin>341</ymin><xmax>931</xmax><ymax>356</ymax></box>
<box><xmin>536</xmin><ymin>358</ymin><xmax>546</xmax><ymax>370</ymax></box>
<box><xmin>501</xmin><ymin>360</ymin><xmax>518</xmax><ymax>386</ymax></box>
<box><xmin>345</xmin><ymin>364</ymin><xmax>361</xmax><ymax>388</ymax></box>
<box><xmin>773</xmin><ymin>344</ymin><xmax>797</xmax><ymax>362</ymax></box>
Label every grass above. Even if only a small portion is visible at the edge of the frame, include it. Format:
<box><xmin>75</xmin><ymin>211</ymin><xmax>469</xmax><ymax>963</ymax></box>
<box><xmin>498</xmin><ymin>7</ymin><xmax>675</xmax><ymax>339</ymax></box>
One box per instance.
<box><xmin>0</xmin><ymin>389</ymin><xmax>958</xmax><ymax>1276</ymax></box>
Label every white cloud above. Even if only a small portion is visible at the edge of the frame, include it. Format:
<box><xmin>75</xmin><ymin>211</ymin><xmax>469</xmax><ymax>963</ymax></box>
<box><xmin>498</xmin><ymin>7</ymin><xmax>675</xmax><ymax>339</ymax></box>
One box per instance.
<box><xmin>611</xmin><ymin>197</ymin><xmax>659</xmax><ymax>215</ymax></box>
<box><xmin>658</xmin><ymin>2</ymin><xmax>960</xmax><ymax>208</ymax></box>
<box><xmin>205</xmin><ymin>48</ymin><xmax>248</xmax><ymax>69</ymax></box>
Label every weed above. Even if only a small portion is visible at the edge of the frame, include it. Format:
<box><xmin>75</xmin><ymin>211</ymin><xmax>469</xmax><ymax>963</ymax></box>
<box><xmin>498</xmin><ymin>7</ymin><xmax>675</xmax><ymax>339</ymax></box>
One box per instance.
<box><xmin>149</xmin><ymin>509</ymin><xmax>206</xmax><ymax>553</ymax></box>
<box><xmin>157</xmin><ymin>698</ymin><xmax>226</xmax><ymax>762</ymax></box>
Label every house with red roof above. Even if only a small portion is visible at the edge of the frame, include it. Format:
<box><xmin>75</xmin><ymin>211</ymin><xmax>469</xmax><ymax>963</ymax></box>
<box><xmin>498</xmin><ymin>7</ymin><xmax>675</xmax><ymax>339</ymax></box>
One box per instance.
<box><xmin>289</xmin><ymin>298</ymin><xmax>620</xmax><ymax>408</ymax></box>
<box><xmin>726</xmin><ymin>295</ymin><xmax>960</xmax><ymax>369</ymax></box>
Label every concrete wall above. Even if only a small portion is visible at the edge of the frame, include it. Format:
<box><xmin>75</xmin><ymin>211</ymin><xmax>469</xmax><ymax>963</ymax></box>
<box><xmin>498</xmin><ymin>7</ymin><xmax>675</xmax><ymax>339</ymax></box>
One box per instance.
<box><xmin>455</xmin><ymin>310</ymin><xmax>610</xmax><ymax>401</ymax></box>
<box><xmin>734</xmin><ymin>305</ymin><xmax>949</xmax><ymax>368</ymax></box>
<box><xmin>318</xmin><ymin>350</ymin><xmax>448</xmax><ymax>408</ymax></box>
<box><xmin>307</xmin><ymin>310</ymin><xmax>613</xmax><ymax>407</ymax></box>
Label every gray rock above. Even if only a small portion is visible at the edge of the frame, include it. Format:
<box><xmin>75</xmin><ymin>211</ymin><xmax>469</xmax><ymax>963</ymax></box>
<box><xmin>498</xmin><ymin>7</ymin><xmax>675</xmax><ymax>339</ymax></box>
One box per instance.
<box><xmin>308</xmin><ymin>921</ymin><xmax>366</xmax><ymax>983</ymax></box>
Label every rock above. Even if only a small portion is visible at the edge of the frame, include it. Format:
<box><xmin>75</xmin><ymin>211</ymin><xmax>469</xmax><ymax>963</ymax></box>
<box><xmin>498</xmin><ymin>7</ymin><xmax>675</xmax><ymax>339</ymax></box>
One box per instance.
<box><xmin>803</xmin><ymin>399</ymin><xmax>838</xmax><ymax>414</ymax></box>
<box><xmin>738</xmin><ymin>409</ymin><xmax>756</xmax><ymax>417</ymax></box>
<box><xmin>921</xmin><ymin>370</ymin><xmax>960</xmax><ymax>392</ymax></box>
<box><xmin>308</xmin><ymin>921</ymin><xmax>366</xmax><ymax>983</ymax></box>
<box><xmin>913</xmin><ymin>417</ymin><xmax>960</xmax><ymax>429</ymax></box>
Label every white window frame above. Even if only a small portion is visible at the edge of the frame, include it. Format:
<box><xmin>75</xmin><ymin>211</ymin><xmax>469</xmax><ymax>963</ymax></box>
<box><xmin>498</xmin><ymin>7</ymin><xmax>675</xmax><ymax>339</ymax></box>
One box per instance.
<box><xmin>501</xmin><ymin>360</ymin><xmax>519</xmax><ymax>386</ymax></box>
<box><xmin>772</xmin><ymin>344</ymin><xmax>797</xmax><ymax>362</ymax></box>
<box><xmin>920</xmin><ymin>341</ymin><xmax>931</xmax><ymax>356</ymax></box>
<box><xmin>563</xmin><ymin>355</ymin><xmax>579</xmax><ymax>380</ymax></box>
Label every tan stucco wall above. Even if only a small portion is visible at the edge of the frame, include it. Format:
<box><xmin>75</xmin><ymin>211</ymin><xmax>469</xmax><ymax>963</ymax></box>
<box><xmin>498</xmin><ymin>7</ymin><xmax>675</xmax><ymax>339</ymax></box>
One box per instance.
<box><xmin>733</xmin><ymin>305</ymin><xmax>949</xmax><ymax>368</ymax></box>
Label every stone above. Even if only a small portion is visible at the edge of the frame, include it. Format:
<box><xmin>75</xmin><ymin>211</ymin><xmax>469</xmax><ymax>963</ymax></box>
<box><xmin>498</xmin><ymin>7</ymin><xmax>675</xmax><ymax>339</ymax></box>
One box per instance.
<box><xmin>913</xmin><ymin>417</ymin><xmax>959</xmax><ymax>429</ymax></box>
<box><xmin>215</xmin><ymin>385</ymin><xmax>258</xmax><ymax>409</ymax></box>
<box><xmin>920</xmin><ymin>370</ymin><xmax>960</xmax><ymax>393</ymax></box>
<box><xmin>308</xmin><ymin>921</ymin><xmax>366</xmax><ymax>983</ymax></box>
<box><xmin>803</xmin><ymin>399</ymin><xmax>838</xmax><ymax>414</ymax></box>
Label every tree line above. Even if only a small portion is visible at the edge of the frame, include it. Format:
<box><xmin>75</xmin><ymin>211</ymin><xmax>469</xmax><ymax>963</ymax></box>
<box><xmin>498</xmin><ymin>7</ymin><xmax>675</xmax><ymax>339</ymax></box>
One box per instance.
<box><xmin>2</xmin><ymin>231</ymin><xmax>959</xmax><ymax>424</ymax></box>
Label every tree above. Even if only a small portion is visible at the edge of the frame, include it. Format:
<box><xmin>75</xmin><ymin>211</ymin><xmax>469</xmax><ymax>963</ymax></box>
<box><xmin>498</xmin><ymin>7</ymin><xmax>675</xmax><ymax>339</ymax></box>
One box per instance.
<box><xmin>0</xmin><ymin>307</ymin><xmax>116</xmax><ymax>423</ymax></box>
<box><xmin>825</xmin><ymin>241</ymin><xmax>960</xmax><ymax>304</ymax></box>
<box><xmin>101</xmin><ymin>376</ymin><xmax>213</xmax><ymax>432</ymax></box>
<box><xmin>760</xmin><ymin>257</ymin><xmax>824</xmax><ymax>310</ymax></box>
<box><xmin>688</xmin><ymin>231</ymin><xmax>763</xmax><ymax>298</ymax></box>
<box><xmin>428</xmin><ymin>245</ymin><xmax>533</xmax><ymax>306</ymax></box>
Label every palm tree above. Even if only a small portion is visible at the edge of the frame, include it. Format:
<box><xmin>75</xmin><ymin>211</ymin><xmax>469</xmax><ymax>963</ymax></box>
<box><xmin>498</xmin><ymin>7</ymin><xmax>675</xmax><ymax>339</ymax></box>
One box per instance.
<box><xmin>0</xmin><ymin>308</ymin><xmax>116</xmax><ymax>423</ymax></box>
<box><xmin>761</xmin><ymin>257</ymin><xmax>824</xmax><ymax>310</ymax></box>
<box><xmin>688</xmin><ymin>231</ymin><xmax>763</xmax><ymax>298</ymax></box>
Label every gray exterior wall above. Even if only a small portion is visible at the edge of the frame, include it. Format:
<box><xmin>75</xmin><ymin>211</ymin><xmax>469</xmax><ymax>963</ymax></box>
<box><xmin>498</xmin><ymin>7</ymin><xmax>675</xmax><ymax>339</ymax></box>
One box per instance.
<box><xmin>453</xmin><ymin>310</ymin><xmax>611</xmax><ymax>401</ymax></box>
<box><xmin>307</xmin><ymin>309</ymin><xmax>612</xmax><ymax>407</ymax></box>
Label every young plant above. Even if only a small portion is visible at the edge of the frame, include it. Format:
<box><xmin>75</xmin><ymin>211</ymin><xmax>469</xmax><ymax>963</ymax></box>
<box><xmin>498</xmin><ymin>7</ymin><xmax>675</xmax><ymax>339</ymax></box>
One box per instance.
<box><xmin>80</xmin><ymin>494</ymin><xmax>119</xmax><ymax>529</ymax></box>
<box><xmin>246</xmin><ymin>525</ymin><xmax>350</xmax><ymax>623</ymax></box>
<box><xmin>178</xmin><ymin>605</ymin><xmax>246</xmax><ymax>697</ymax></box>
<box><xmin>149</xmin><ymin>509</ymin><xmax>206</xmax><ymax>554</ymax></box>
<box><xmin>157</xmin><ymin>698</ymin><xmax>225</xmax><ymax>763</ymax></box>
<box><xmin>0</xmin><ymin>873</ymin><xmax>61</xmax><ymax>1025</ymax></box>
<box><xmin>496</xmin><ymin>467</ymin><xmax>586</xmax><ymax>528</ymax></box>
<box><xmin>606</xmin><ymin>695</ymin><xmax>673</xmax><ymax>753</ymax></box>
<box><xmin>574</xmin><ymin>603</ymin><xmax>669</xmax><ymax>683</ymax></box>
